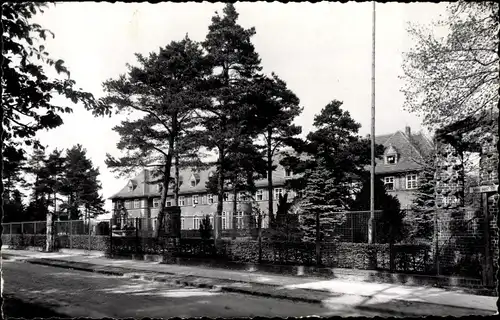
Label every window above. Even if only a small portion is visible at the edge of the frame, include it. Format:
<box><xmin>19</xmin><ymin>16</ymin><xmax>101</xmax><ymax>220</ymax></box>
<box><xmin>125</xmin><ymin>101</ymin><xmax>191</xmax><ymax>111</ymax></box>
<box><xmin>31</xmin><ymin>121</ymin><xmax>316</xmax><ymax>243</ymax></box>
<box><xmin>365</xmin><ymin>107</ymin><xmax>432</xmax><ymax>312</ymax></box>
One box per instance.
<box><xmin>406</xmin><ymin>174</ymin><xmax>418</xmax><ymax>189</ymax></box>
<box><xmin>178</xmin><ymin>196</ymin><xmax>185</xmax><ymax>206</ymax></box>
<box><xmin>207</xmin><ymin>194</ymin><xmax>214</xmax><ymax>204</ymax></box>
<box><xmin>274</xmin><ymin>188</ymin><xmax>283</xmax><ymax>199</ymax></box>
<box><xmin>192</xmin><ymin>195</ymin><xmax>199</xmax><ymax>205</ymax></box>
<box><xmin>134</xmin><ymin>199</ymin><xmax>140</xmax><ymax>209</ymax></box>
<box><xmin>238</xmin><ymin>192</ymin><xmax>248</xmax><ymax>201</ymax></box>
<box><xmin>153</xmin><ymin>198</ymin><xmax>160</xmax><ymax>208</ymax></box>
<box><xmin>223</xmin><ymin>192</ymin><xmax>229</xmax><ymax>202</ymax></box>
<box><xmin>190</xmin><ymin>179</ymin><xmax>196</xmax><ymax>187</ymax></box>
<box><xmin>386</xmin><ymin>155</ymin><xmax>396</xmax><ymax>164</ymax></box>
<box><xmin>222</xmin><ymin>212</ymin><xmax>228</xmax><ymax>230</ymax></box>
<box><xmin>256</xmin><ymin>189</ymin><xmax>263</xmax><ymax>201</ymax></box>
<box><xmin>166</xmin><ymin>201</ymin><xmax>172</xmax><ymax>207</ymax></box>
<box><xmin>221</xmin><ymin>215</ymin><xmax>227</xmax><ymax>230</ymax></box>
<box><xmin>384</xmin><ymin>177</ymin><xmax>394</xmax><ymax>191</ymax></box>
<box><xmin>285</xmin><ymin>169</ymin><xmax>292</xmax><ymax>178</ymax></box>
<box><xmin>125</xmin><ymin>200</ymin><xmax>131</xmax><ymax>209</ymax></box>
<box><xmin>201</xmin><ymin>195</ymin><xmax>206</xmax><ymax>205</ymax></box>
<box><xmin>236</xmin><ymin>211</ymin><xmax>244</xmax><ymax>229</ymax></box>
<box><xmin>181</xmin><ymin>218</ymin><xmax>185</xmax><ymax>230</ymax></box>
<box><xmin>193</xmin><ymin>216</ymin><xmax>201</xmax><ymax>230</ymax></box>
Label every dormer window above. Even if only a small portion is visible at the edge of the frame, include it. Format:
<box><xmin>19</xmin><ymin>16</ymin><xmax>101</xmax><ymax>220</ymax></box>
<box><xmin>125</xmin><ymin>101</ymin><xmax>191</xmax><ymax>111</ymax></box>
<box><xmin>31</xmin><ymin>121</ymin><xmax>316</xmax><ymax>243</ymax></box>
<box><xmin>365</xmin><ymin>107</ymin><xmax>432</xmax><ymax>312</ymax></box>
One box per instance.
<box><xmin>385</xmin><ymin>145</ymin><xmax>399</xmax><ymax>165</ymax></box>
<box><xmin>285</xmin><ymin>169</ymin><xmax>292</xmax><ymax>178</ymax></box>
<box><xmin>127</xmin><ymin>180</ymin><xmax>135</xmax><ymax>192</ymax></box>
<box><xmin>189</xmin><ymin>173</ymin><xmax>200</xmax><ymax>187</ymax></box>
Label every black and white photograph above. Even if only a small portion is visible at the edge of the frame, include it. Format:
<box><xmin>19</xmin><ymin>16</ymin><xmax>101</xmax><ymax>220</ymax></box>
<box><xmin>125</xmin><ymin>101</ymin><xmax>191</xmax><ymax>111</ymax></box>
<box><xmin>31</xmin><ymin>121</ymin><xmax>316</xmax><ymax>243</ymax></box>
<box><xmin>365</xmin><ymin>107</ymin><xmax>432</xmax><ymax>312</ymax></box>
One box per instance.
<box><xmin>1</xmin><ymin>1</ymin><xmax>498</xmax><ymax>318</ymax></box>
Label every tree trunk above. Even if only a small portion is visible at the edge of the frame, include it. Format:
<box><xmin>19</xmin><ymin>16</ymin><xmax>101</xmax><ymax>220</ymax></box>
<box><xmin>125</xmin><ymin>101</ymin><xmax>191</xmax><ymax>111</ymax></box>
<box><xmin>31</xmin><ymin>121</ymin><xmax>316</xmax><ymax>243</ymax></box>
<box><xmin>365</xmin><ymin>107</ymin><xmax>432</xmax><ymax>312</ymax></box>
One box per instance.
<box><xmin>174</xmin><ymin>152</ymin><xmax>180</xmax><ymax>206</ymax></box>
<box><xmin>215</xmin><ymin>149</ymin><xmax>225</xmax><ymax>240</ymax></box>
<box><xmin>155</xmin><ymin>129</ymin><xmax>176</xmax><ymax>238</ymax></box>
<box><xmin>45</xmin><ymin>193</ymin><xmax>54</xmax><ymax>252</ymax></box>
<box><xmin>315</xmin><ymin>211</ymin><xmax>321</xmax><ymax>266</ymax></box>
<box><xmin>267</xmin><ymin>129</ymin><xmax>274</xmax><ymax>229</ymax></box>
<box><xmin>232</xmin><ymin>182</ymin><xmax>238</xmax><ymax>239</ymax></box>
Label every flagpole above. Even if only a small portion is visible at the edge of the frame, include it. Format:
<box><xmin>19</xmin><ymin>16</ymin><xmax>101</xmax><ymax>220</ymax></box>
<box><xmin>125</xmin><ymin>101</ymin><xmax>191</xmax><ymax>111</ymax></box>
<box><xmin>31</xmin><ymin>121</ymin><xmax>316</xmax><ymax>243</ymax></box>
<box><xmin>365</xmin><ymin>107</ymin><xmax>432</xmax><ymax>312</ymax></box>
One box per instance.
<box><xmin>368</xmin><ymin>1</ymin><xmax>376</xmax><ymax>244</ymax></box>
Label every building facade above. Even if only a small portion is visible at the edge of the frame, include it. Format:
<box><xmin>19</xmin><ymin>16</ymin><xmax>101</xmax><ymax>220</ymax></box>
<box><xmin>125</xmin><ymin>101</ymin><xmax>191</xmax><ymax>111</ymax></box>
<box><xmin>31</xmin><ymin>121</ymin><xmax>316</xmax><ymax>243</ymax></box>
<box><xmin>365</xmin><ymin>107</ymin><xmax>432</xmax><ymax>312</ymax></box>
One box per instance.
<box><xmin>109</xmin><ymin>153</ymin><xmax>297</xmax><ymax>231</ymax></box>
<box><xmin>373</xmin><ymin>126</ymin><xmax>434</xmax><ymax>209</ymax></box>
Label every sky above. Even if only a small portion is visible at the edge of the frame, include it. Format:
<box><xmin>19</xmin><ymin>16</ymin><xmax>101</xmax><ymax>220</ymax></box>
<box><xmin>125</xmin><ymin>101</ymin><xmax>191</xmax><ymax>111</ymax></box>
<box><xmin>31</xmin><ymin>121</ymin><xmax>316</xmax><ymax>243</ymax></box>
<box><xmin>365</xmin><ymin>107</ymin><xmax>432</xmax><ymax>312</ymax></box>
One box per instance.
<box><xmin>30</xmin><ymin>1</ymin><xmax>449</xmax><ymax>214</ymax></box>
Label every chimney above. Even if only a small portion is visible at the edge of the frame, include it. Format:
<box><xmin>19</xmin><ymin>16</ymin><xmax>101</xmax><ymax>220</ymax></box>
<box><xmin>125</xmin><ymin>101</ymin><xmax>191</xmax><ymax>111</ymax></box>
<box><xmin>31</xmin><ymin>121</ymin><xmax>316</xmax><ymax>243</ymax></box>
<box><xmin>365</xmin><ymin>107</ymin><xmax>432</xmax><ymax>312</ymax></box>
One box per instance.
<box><xmin>405</xmin><ymin>126</ymin><xmax>411</xmax><ymax>137</ymax></box>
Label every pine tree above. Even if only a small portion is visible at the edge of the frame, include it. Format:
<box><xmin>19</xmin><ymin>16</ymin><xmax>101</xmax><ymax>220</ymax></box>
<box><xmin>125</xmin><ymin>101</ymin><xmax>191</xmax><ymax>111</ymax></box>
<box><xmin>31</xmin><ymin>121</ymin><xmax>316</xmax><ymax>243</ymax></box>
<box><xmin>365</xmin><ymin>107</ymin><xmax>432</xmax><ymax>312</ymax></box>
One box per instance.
<box><xmin>282</xmin><ymin>100</ymin><xmax>383</xmax><ymax>259</ymax></box>
<box><xmin>3</xmin><ymin>190</ymin><xmax>26</xmax><ymax>223</ymax></box>
<box><xmin>246</xmin><ymin>73</ymin><xmax>303</xmax><ymax>228</ymax></box>
<box><xmin>199</xmin><ymin>3</ymin><xmax>264</xmax><ymax>239</ymax></box>
<box><xmin>24</xmin><ymin>148</ymin><xmax>50</xmax><ymax>222</ymax></box>
<box><xmin>351</xmin><ymin>174</ymin><xmax>405</xmax><ymax>244</ymax></box>
<box><xmin>405</xmin><ymin>152</ymin><xmax>436</xmax><ymax>241</ymax></box>
<box><xmin>199</xmin><ymin>214</ymin><xmax>213</xmax><ymax>240</ymax></box>
<box><xmin>102</xmin><ymin>36</ymin><xmax>210</xmax><ymax>237</ymax></box>
<box><xmin>60</xmin><ymin>144</ymin><xmax>105</xmax><ymax>219</ymax></box>
<box><xmin>36</xmin><ymin>149</ymin><xmax>66</xmax><ymax>251</ymax></box>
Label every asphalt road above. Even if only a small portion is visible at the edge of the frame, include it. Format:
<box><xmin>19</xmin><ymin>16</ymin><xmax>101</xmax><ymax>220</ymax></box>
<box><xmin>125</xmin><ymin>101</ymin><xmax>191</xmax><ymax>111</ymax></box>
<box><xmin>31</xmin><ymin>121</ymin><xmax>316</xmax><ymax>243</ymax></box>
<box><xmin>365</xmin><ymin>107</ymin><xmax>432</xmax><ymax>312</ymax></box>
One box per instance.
<box><xmin>3</xmin><ymin>260</ymin><xmax>385</xmax><ymax>318</ymax></box>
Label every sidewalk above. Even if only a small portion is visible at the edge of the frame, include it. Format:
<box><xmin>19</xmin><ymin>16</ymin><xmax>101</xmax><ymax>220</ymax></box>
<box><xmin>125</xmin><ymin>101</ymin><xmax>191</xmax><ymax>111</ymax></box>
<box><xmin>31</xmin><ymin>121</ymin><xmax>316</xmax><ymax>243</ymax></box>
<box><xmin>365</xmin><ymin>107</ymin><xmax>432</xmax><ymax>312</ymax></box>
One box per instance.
<box><xmin>2</xmin><ymin>249</ymin><xmax>497</xmax><ymax>315</ymax></box>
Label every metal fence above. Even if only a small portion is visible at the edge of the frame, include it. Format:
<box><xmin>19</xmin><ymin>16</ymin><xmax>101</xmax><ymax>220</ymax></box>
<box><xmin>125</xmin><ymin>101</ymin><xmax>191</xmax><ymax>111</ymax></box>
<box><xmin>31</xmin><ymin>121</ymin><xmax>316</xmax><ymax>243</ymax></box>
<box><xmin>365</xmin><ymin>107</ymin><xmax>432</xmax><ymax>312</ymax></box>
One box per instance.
<box><xmin>2</xmin><ymin>210</ymin><xmax>384</xmax><ymax>241</ymax></box>
<box><xmin>2</xmin><ymin>206</ymin><xmax>494</xmax><ymax>284</ymax></box>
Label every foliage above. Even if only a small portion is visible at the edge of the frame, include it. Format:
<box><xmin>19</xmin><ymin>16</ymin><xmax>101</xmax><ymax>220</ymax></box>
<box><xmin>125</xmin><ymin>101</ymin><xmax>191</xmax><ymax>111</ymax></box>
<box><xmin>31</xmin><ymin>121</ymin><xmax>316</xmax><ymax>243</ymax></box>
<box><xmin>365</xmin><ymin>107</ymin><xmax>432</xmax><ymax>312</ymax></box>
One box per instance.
<box><xmin>351</xmin><ymin>175</ymin><xmax>405</xmax><ymax>244</ymax></box>
<box><xmin>3</xmin><ymin>190</ymin><xmax>26</xmax><ymax>223</ymax></box>
<box><xmin>401</xmin><ymin>1</ymin><xmax>499</xmax><ymax>129</ymax></box>
<box><xmin>247</xmin><ymin>73</ymin><xmax>303</xmax><ymax>225</ymax></box>
<box><xmin>406</xmin><ymin>152</ymin><xmax>437</xmax><ymax>241</ymax></box>
<box><xmin>283</xmin><ymin>100</ymin><xmax>383</xmax><ymax>243</ymax></box>
<box><xmin>272</xmin><ymin>193</ymin><xmax>301</xmax><ymax>241</ymax></box>
<box><xmin>102</xmin><ymin>36</ymin><xmax>210</xmax><ymax>237</ymax></box>
<box><xmin>199</xmin><ymin>4</ymin><xmax>264</xmax><ymax>236</ymax></box>
<box><xmin>199</xmin><ymin>215</ymin><xmax>213</xmax><ymax>240</ymax></box>
<box><xmin>60</xmin><ymin>144</ymin><xmax>105</xmax><ymax>219</ymax></box>
<box><xmin>1</xmin><ymin>2</ymin><xmax>110</xmax><ymax>155</ymax></box>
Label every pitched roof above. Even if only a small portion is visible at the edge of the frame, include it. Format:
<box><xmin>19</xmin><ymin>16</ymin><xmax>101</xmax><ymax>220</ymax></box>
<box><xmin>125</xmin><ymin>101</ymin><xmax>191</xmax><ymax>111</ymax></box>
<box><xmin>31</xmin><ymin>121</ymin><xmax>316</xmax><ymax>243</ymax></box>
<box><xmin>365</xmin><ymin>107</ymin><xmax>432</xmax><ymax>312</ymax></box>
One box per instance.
<box><xmin>109</xmin><ymin>150</ymin><xmax>297</xmax><ymax>199</ymax></box>
<box><xmin>368</xmin><ymin>129</ymin><xmax>434</xmax><ymax>174</ymax></box>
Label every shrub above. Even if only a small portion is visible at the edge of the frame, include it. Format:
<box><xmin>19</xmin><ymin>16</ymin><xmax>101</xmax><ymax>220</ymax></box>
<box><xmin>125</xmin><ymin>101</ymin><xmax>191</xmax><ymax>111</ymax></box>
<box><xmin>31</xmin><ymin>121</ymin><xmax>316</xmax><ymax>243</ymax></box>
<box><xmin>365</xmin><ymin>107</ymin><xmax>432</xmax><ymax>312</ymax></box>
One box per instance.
<box><xmin>199</xmin><ymin>215</ymin><xmax>213</xmax><ymax>240</ymax></box>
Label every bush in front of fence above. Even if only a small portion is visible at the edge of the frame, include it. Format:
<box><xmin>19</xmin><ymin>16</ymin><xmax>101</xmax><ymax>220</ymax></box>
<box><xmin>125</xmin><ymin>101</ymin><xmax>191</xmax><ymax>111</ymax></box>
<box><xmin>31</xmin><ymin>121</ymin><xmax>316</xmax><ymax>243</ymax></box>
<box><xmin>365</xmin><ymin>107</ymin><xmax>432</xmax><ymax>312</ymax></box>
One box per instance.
<box><xmin>169</xmin><ymin>238</ymin><xmax>437</xmax><ymax>274</ymax></box>
<box><xmin>3</xmin><ymin>234</ymin><xmax>46</xmax><ymax>249</ymax></box>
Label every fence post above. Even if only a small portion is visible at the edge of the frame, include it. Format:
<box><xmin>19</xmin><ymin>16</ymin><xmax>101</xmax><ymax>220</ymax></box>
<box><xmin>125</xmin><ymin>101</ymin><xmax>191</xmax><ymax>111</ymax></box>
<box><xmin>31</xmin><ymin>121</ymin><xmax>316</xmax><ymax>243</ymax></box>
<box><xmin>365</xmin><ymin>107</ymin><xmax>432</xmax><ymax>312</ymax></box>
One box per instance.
<box><xmin>350</xmin><ymin>213</ymin><xmax>354</xmax><ymax>242</ymax></box>
<box><xmin>88</xmin><ymin>219</ymin><xmax>92</xmax><ymax>254</ymax></box>
<box><xmin>109</xmin><ymin>218</ymin><xmax>113</xmax><ymax>257</ymax></box>
<box><xmin>69</xmin><ymin>220</ymin><xmax>73</xmax><ymax>249</ymax></box>
<box><xmin>21</xmin><ymin>222</ymin><xmax>24</xmax><ymax>234</ymax></box>
<box><xmin>10</xmin><ymin>223</ymin><xmax>13</xmax><ymax>245</ymax></box>
<box><xmin>135</xmin><ymin>217</ymin><xmax>139</xmax><ymax>254</ymax></box>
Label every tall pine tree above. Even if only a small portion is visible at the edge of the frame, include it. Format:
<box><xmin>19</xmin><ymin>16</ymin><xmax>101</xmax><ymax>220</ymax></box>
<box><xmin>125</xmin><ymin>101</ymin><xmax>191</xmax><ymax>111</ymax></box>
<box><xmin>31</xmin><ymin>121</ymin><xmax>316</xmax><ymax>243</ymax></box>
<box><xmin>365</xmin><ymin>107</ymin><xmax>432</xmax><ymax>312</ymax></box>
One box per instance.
<box><xmin>247</xmin><ymin>73</ymin><xmax>303</xmax><ymax>229</ymax></box>
<box><xmin>351</xmin><ymin>174</ymin><xmax>405</xmax><ymax>244</ymax></box>
<box><xmin>61</xmin><ymin>144</ymin><xmax>105</xmax><ymax>219</ymax></box>
<box><xmin>200</xmin><ymin>4</ymin><xmax>264</xmax><ymax>239</ymax></box>
<box><xmin>103</xmin><ymin>36</ymin><xmax>210</xmax><ymax>237</ymax></box>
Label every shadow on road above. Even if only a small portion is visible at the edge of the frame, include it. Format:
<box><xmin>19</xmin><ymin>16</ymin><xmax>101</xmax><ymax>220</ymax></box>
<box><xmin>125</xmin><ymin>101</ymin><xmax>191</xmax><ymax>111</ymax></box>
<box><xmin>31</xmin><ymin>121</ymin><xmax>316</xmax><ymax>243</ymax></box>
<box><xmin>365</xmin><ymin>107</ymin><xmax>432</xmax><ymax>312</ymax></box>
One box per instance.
<box><xmin>3</xmin><ymin>294</ymin><xmax>69</xmax><ymax>319</ymax></box>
